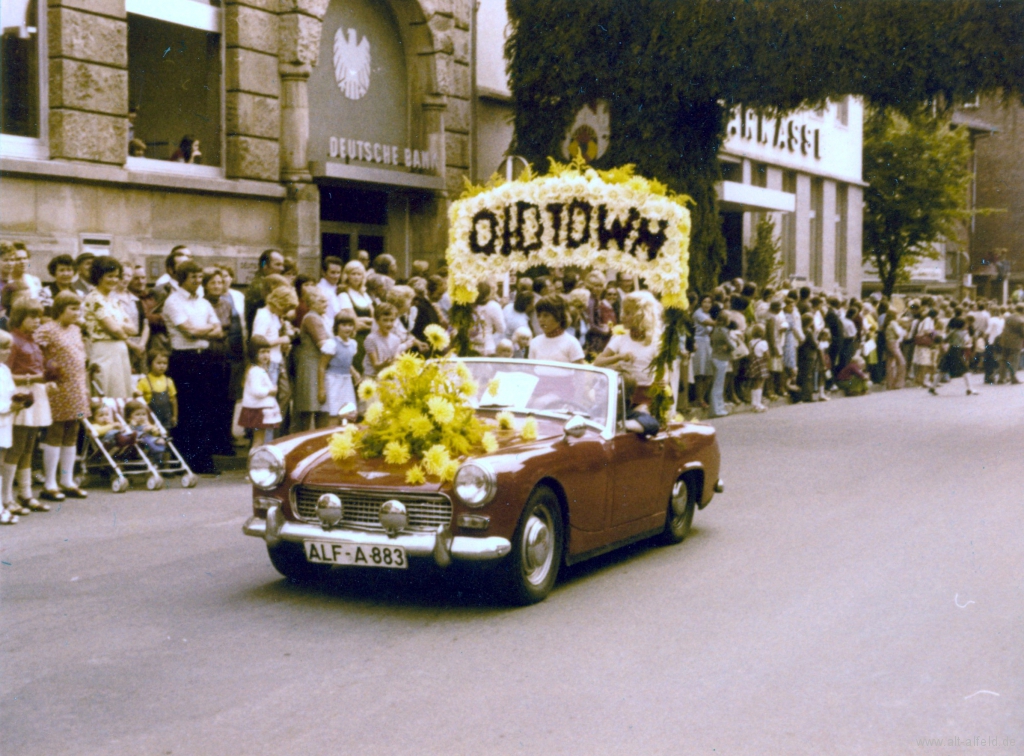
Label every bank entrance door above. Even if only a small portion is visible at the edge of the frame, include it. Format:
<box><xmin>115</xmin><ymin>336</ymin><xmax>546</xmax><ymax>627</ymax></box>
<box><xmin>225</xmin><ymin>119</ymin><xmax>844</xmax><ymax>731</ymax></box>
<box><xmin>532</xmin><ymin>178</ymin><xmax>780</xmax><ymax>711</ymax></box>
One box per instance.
<box><xmin>319</xmin><ymin>185</ymin><xmax>388</xmax><ymax>265</ymax></box>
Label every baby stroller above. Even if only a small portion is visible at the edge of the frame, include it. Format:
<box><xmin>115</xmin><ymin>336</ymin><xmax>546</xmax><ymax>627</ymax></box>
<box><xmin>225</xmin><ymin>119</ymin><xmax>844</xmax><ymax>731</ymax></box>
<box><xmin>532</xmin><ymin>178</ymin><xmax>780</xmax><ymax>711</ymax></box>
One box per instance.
<box><xmin>119</xmin><ymin>389</ymin><xmax>198</xmax><ymax>488</ymax></box>
<box><xmin>80</xmin><ymin>388</ymin><xmax>197</xmax><ymax>492</ymax></box>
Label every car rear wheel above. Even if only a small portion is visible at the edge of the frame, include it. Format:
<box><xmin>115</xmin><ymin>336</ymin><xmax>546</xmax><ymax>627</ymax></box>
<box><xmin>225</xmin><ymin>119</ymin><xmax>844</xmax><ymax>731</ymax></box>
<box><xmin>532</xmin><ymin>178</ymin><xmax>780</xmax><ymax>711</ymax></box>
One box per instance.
<box><xmin>659</xmin><ymin>477</ymin><xmax>695</xmax><ymax>545</ymax></box>
<box><xmin>500</xmin><ymin>485</ymin><xmax>563</xmax><ymax>605</ymax></box>
<box><xmin>267</xmin><ymin>542</ymin><xmax>331</xmax><ymax>583</ymax></box>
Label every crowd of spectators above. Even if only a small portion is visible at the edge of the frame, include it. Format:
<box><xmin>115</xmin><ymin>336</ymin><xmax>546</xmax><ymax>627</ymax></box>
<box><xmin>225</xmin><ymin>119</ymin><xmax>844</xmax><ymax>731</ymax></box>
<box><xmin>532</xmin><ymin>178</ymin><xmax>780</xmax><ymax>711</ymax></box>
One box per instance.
<box><xmin>0</xmin><ymin>236</ymin><xmax>1021</xmax><ymax>526</ymax></box>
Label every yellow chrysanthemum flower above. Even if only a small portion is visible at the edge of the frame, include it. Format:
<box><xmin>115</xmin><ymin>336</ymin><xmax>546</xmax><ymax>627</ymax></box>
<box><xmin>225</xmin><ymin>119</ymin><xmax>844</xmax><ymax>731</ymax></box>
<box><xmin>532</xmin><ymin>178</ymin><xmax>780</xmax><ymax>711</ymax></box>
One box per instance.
<box><xmin>520</xmin><ymin>416</ymin><xmax>538</xmax><ymax>442</ymax></box>
<box><xmin>440</xmin><ymin>459</ymin><xmax>459</xmax><ymax>483</ymax></box>
<box><xmin>424</xmin><ymin>324</ymin><xmax>450</xmax><ymax>351</ymax></box>
<box><xmin>612</xmin><ymin>324</ymin><xmax>627</xmax><ymax>336</ymax></box>
<box><xmin>383</xmin><ymin>440</ymin><xmax>411</xmax><ymax>466</ymax></box>
<box><xmin>481</xmin><ymin>431</ymin><xmax>498</xmax><ymax>453</ymax></box>
<box><xmin>394</xmin><ymin>352</ymin><xmax>423</xmax><ymax>380</ymax></box>
<box><xmin>405</xmin><ymin>465</ymin><xmax>426</xmax><ymax>485</ymax></box>
<box><xmin>486</xmin><ymin>378</ymin><xmax>501</xmax><ymax>397</ymax></box>
<box><xmin>422</xmin><ymin>444</ymin><xmax>451</xmax><ymax>477</ymax></box>
<box><xmin>357</xmin><ymin>379</ymin><xmax>377</xmax><ymax>401</ymax></box>
<box><xmin>378</xmin><ymin>366</ymin><xmax>396</xmax><ymax>381</ymax></box>
<box><xmin>426</xmin><ymin>396</ymin><xmax>455</xmax><ymax>425</ymax></box>
<box><xmin>455</xmin><ymin>361</ymin><xmax>471</xmax><ymax>382</ymax></box>
<box><xmin>669</xmin><ymin>412</ymin><xmax>684</xmax><ymax>424</ymax></box>
<box><xmin>328</xmin><ymin>431</ymin><xmax>357</xmax><ymax>461</ymax></box>
<box><xmin>364</xmin><ymin>401</ymin><xmax>384</xmax><ymax>425</ymax></box>
<box><xmin>409</xmin><ymin>415</ymin><xmax>434</xmax><ymax>438</ymax></box>
<box><xmin>496</xmin><ymin>410</ymin><xmax>515</xmax><ymax>430</ymax></box>
<box><xmin>460</xmin><ymin>378</ymin><xmax>479</xmax><ymax>397</ymax></box>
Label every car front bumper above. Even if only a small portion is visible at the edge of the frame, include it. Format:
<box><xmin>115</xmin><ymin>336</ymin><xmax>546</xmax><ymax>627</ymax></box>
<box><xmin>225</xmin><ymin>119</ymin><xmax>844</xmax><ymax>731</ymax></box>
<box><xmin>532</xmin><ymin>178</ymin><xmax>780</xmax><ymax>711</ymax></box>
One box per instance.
<box><xmin>243</xmin><ymin>506</ymin><xmax>512</xmax><ymax>567</ymax></box>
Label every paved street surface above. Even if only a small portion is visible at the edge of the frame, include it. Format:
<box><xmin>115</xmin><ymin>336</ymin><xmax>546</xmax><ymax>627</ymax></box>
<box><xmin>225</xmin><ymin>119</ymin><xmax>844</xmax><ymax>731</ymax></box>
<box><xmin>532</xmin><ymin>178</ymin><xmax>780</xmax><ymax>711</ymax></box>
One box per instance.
<box><xmin>2</xmin><ymin>386</ymin><xmax>1022</xmax><ymax>755</ymax></box>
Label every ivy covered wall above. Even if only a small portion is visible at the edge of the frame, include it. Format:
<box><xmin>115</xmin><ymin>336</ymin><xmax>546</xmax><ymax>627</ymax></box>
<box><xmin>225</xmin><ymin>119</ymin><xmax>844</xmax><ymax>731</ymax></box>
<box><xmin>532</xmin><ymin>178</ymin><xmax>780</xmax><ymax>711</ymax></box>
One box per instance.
<box><xmin>505</xmin><ymin>0</ymin><xmax>1024</xmax><ymax>292</ymax></box>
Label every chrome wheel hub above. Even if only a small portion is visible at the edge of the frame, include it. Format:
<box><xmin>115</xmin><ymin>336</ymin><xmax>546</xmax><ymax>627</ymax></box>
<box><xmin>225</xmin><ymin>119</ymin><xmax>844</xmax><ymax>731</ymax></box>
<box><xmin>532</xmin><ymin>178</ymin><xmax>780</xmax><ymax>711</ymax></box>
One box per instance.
<box><xmin>522</xmin><ymin>510</ymin><xmax>553</xmax><ymax>585</ymax></box>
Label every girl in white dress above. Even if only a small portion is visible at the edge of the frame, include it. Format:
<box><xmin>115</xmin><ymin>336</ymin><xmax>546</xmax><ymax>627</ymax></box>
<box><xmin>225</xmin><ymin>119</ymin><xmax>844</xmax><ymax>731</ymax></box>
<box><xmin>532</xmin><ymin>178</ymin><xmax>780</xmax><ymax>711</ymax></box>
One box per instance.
<box><xmin>239</xmin><ymin>337</ymin><xmax>282</xmax><ymax>449</ymax></box>
<box><xmin>318</xmin><ymin>313</ymin><xmax>360</xmax><ymax>424</ymax></box>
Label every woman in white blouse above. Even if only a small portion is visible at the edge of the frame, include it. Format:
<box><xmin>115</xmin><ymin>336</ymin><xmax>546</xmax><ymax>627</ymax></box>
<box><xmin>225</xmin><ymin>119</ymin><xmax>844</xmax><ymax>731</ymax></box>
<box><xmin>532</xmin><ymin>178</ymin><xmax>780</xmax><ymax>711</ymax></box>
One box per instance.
<box><xmin>337</xmin><ymin>261</ymin><xmax>374</xmax><ymax>371</ymax></box>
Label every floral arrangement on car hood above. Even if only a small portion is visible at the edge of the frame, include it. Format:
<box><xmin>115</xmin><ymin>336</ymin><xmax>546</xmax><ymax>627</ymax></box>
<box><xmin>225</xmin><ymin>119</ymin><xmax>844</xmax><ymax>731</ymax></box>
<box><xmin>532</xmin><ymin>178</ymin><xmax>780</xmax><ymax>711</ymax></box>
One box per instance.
<box><xmin>328</xmin><ymin>326</ymin><xmax>534</xmax><ymax>484</ymax></box>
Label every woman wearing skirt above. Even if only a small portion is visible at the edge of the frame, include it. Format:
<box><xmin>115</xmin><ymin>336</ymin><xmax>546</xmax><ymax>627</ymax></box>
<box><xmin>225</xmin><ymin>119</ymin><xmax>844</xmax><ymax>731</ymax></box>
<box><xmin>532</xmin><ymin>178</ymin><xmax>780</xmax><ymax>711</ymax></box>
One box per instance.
<box><xmin>82</xmin><ymin>257</ymin><xmax>134</xmax><ymax>399</ymax></box>
<box><xmin>932</xmin><ymin>316</ymin><xmax>978</xmax><ymax>396</ymax></box>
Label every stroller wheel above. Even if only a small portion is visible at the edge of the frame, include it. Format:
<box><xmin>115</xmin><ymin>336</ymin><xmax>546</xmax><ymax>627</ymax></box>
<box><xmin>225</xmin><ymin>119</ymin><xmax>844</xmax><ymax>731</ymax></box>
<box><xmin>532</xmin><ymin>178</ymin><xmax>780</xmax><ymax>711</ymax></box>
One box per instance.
<box><xmin>146</xmin><ymin>475</ymin><xmax>164</xmax><ymax>491</ymax></box>
<box><xmin>111</xmin><ymin>477</ymin><xmax>129</xmax><ymax>493</ymax></box>
<box><xmin>181</xmin><ymin>473</ymin><xmax>198</xmax><ymax>489</ymax></box>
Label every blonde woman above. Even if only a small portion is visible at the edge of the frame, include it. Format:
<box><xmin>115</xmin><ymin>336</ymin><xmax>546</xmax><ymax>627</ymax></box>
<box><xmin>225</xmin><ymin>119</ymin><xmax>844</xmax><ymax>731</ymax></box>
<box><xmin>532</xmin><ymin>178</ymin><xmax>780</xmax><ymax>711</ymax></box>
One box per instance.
<box><xmin>594</xmin><ymin>291</ymin><xmax>660</xmax><ymax>406</ymax></box>
<box><xmin>338</xmin><ymin>260</ymin><xmax>374</xmax><ymax>370</ymax></box>
<box><xmin>251</xmin><ymin>284</ymin><xmax>298</xmax><ymax>390</ymax></box>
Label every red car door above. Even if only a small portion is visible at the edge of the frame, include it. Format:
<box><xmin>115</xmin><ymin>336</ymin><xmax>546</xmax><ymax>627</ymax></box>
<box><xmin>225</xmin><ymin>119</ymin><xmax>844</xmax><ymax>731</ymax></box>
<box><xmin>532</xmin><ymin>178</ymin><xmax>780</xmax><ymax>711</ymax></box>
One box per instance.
<box><xmin>608</xmin><ymin>429</ymin><xmax>666</xmax><ymax>527</ymax></box>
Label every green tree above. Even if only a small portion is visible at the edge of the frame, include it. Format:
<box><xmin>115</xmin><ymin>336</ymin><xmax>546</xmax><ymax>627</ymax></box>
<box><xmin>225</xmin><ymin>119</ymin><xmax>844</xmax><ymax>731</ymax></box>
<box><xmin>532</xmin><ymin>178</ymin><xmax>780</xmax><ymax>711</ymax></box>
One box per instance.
<box><xmin>744</xmin><ymin>216</ymin><xmax>783</xmax><ymax>290</ymax></box>
<box><xmin>504</xmin><ymin>0</ymin><xmax>1024</xmax><ymax>292</ymax></box>
<box><xmin>863</xmin><ymin>108</ymin><xmax>973</xmax><ymax>297</ymax></box>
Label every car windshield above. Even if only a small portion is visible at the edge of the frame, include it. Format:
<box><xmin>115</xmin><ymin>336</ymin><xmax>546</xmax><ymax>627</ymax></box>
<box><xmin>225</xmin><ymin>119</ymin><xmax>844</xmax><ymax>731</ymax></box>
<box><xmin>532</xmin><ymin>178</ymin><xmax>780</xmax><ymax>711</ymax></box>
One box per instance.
<box><xmin>463</xmin><ymin>360</ymin><xmax>611</xmax><ymax>428</ymax></box>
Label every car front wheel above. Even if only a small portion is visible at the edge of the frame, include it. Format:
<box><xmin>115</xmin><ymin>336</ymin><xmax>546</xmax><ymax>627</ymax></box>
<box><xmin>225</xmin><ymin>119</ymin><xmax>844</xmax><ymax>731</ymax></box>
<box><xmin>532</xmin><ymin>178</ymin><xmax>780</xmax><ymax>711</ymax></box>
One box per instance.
<box><xmin>267</xmin><ymin>542</ymin><xmax>331</xmax><ymax>583</ymax></box>
<box><xmin>500</xmin><ymin>486</ymin><xmax>563</xmax><ymax>605</ymax></box>
<box><xmin>659</xmin><ymin>476</ymin><xmax>695</xmax><ymax>545</ymax></box>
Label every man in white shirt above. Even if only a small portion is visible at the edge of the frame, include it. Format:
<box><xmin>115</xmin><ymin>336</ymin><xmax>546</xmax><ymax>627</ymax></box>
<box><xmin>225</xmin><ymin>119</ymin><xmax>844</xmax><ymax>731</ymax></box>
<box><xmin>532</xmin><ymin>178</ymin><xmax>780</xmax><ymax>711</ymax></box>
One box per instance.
<box><xmin>983</xmin><ymin>304</ymin><xmax>1004</xmax><ymax>384</ymax></box>
<box><xmin>316</xmin><ymin>255</ymin><xmax>346</xmax><ymax>326</ymax></box>
<box><xmin>163</xmin><ymin>261</ymin><xmax>223</xmax><ymax>474</ymax></box>
<box><xmin>528</xmin><ymin>295</ymin><xmax>585</xmax><ymax>364</ymax></box>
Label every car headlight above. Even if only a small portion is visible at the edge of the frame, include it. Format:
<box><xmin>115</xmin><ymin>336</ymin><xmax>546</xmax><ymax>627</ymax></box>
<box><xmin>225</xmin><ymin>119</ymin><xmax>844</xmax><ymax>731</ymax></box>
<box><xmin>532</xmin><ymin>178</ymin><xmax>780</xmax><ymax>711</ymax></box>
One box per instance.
<box><xmin>248</xmin><ymin>445</ymin><xmax>286</xmax><ymax>491</ymax></box>
<box><xmin>453</xmin><ymin>462</ymin><xmax>497</xmax><ymax>508</ymax></box>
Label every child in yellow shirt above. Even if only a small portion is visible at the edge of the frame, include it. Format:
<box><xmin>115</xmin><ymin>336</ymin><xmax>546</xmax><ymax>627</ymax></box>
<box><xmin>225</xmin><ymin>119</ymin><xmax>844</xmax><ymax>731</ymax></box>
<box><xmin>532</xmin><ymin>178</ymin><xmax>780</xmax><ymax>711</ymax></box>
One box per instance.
<box><xmin>136</xmin><ymin>350</ymin><xmax>178</xmax><ymax>429</ymax></box>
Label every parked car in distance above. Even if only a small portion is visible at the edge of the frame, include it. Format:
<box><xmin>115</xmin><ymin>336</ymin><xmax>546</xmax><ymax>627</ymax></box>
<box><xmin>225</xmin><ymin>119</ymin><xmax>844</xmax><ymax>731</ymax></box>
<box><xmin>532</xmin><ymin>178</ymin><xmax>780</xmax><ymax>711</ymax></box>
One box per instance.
<box><xmin>244</xmin><ymin>359</ymin><xmax>723</xmax><ymax>604</ymax></box>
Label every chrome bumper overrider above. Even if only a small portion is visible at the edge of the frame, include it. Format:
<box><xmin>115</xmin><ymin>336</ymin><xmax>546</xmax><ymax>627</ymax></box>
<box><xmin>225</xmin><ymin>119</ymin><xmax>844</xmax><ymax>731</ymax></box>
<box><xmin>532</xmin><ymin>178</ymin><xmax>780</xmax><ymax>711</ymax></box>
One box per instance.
<box><xmin>243</xmin><ymin>507</ymin><xmax>511</xmax><ymax>566</ymax></box>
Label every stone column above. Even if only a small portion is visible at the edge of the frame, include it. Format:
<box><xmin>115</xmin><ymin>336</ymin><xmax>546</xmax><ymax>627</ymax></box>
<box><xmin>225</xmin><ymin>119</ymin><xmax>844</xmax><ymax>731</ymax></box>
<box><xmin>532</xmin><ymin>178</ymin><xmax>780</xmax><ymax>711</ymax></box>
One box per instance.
<box><xmin>277</xmin><ymin>2</ymin><xmax>328</xmax><ymax>273</ymax></box>
<box><xmin>48</xmin><ymin>0</ymin><xmax>128</xmax><ymax>164</ymax></box>
<box><xmin>225</xmin><ymin>1</ymin><xmax>281</xmax><ymax>181</ymax></box>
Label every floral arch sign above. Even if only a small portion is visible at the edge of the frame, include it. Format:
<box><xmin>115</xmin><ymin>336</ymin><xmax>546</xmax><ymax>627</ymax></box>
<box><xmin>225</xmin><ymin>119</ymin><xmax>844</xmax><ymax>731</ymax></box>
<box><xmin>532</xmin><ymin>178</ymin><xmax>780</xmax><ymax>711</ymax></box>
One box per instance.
<box><xmin>447</xmin><ymin>159</ymin><xmax>692</xmax><ymax>310</ymax></box>
<box><xmin>446</xmin><ymin>158</ymin><xmax>693</xmax><ymax>421</ymax></box>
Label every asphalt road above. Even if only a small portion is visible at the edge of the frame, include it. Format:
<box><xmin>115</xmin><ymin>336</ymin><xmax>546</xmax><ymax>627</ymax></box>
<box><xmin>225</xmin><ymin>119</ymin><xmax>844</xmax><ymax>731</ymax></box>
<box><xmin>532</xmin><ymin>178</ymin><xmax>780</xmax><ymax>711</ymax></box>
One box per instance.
<box><xmin>2</xmin><ymin>384</ymin><xmax>1022</xmax><ymax>756</ymax></box>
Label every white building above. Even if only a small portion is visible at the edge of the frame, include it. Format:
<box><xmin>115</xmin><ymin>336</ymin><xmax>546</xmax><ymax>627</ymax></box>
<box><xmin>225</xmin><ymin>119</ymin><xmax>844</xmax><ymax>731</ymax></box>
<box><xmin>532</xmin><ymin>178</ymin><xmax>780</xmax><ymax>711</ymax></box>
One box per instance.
<box><xmin>473</xmin><ymin>1</ymin><xmax>865</xmax><ymax>295</ymax></box>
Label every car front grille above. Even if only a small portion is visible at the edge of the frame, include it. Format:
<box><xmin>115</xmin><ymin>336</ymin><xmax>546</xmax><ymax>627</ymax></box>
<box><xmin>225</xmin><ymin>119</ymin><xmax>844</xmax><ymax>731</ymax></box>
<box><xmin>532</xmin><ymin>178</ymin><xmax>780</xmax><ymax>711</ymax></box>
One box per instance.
<box><xmin>293</xmin><ymin>485</ymin><xmax>452</xmax><ymax>532</ymax></box>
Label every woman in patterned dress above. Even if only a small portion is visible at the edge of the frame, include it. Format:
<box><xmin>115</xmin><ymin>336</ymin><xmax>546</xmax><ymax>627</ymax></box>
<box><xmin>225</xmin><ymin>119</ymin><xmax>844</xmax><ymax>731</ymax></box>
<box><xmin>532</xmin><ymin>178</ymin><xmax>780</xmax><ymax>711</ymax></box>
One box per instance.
<box><xmin>36</xmin><ymin>291</ymin><xmax>90</xmax><ymax>501</ymax></box>
<box><xmin>82</xmin><ymin>257</ymin><xmax>133</xmax><ymax>399</ymax></box>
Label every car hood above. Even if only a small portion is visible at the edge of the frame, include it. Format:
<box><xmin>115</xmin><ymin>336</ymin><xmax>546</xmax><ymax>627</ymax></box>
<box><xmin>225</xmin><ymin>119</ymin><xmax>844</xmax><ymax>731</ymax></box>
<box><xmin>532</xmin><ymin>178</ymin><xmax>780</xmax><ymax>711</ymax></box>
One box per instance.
<box><xmin>291</xmin><ymin>416</ymin><xmax>569</xmax><ymax>491</ymax></box>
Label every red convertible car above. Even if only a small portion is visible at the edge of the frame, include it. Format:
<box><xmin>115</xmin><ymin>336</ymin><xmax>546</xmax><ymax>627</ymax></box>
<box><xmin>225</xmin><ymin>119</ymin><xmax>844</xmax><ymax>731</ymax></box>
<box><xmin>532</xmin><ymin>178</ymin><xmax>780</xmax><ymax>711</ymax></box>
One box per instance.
<box><xmin>243</xmin><ymin>359</ymin><xmax>723</xmax><ymax>604</ymax></box>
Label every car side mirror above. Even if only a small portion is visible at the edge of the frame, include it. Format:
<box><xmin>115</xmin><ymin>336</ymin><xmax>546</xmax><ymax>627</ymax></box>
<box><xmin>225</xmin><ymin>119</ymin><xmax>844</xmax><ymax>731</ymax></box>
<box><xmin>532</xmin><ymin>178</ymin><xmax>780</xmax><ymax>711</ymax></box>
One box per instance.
<box><xmin>563</xmin><ymin>414</ymin><xmax>587</xmax><ymax>440</ymax></box>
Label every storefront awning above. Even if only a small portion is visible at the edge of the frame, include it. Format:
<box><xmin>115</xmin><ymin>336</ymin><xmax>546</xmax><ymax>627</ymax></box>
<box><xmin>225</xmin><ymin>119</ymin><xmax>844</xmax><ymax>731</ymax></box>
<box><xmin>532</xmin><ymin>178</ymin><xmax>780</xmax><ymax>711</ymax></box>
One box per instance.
<box><xmin>715</xmin><ymin>181</ymin><xmax>795</xmax><ymax>213</ymax></box>
<box><xmin>311</xmin><ymin>161</ymin><xmax>445</xmax><ymax>193</ymax></box>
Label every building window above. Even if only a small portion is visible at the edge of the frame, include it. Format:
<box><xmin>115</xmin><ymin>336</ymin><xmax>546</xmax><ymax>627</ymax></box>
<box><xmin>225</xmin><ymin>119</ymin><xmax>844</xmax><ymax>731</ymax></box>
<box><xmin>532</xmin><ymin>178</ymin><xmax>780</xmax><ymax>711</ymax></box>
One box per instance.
<box><xmin>1</xmin><ymin>0</ymin><xmax>46</xmax><ymax>157</ymax></box>
<box><xmin>810</xmin><ymin>178</ymin><xmax>824</xmax><ymax>286</ymax></box>
<box><xmin>836</xmin><ymin>183</ymin><xmax>848</xmax><ymax>289</ymax></box>
<box><xmin>752</xmin><ymin>162</ymin><xmax>768</xmax><ymax>188</ymax></box>
<box><xmin>781</xmin><ymin>170</ymin><xmax>797</xmax><ymax>276</ymax></box>
<box><xmin>127</xmin><ymin>0</ymin><xmax>222</xmax><ymax>172</ymax></box>
<box><xmin>720</xmin><ymin>160</ymin><xmax>742</xmax><ymax>183</ymax></box>
<box><xmin>835</xmin><ymin>96</ymin><xmax>849</xmax><ymax>127</ymax></box>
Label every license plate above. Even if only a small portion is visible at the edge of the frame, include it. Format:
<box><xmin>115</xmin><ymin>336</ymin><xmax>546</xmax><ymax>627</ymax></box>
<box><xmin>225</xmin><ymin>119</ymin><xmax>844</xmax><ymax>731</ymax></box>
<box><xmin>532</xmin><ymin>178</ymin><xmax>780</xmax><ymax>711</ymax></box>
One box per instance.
<box><xmin>303</xmin><ymin>540</ymin><xmax>407</xmax><ymax>569</ymax></box>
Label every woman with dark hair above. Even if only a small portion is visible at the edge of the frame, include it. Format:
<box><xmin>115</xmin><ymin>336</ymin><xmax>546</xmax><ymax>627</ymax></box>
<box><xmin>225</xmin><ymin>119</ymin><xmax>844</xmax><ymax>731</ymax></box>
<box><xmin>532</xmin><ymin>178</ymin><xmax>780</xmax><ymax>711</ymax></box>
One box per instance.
<box><xmin>45</xmin><ymin>255</ymin><xmax>77</xmax><ymax>309</ymax></box>
<box><xmin>82</xmin><ymin>257</ymin><xmax>133</xmax><ymax>398</ymax></box>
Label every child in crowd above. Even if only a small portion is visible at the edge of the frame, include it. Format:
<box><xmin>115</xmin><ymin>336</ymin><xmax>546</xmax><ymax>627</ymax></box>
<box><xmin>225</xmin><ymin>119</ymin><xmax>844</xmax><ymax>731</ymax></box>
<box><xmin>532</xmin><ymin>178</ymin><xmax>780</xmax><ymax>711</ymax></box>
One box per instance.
<box><xmin>136</xmin><ymin>350</ymin><xmax>178</xmax><ymax>430</ymax></box>
<box><xmin>512</xmin><ymin>326</ymin><xmax>532</xmax><ymax>359</ymax></box>
<box><xmin>815</xmin><ymin>328</ymin><xmax>832</xmax><ymax>402</ymax></box>
<box><xmin>91</xmin><ymin>404</ymin><xmax>126</xmax><ymax>448</ymax></box>
<box><xmin>3</xmin><ymin>298</ymin><xmax>52</xmax><ymax>514</ymax></box>
<box><xmin>363</xmin><ymin>302</ymin><xmax>415</xmax><ymax>378</ymax></box>
<box><xmin>746</xmin><ymin>324</ymin><xmax>769</xmax><ymax>413</ymax></box>
<box><xmin>239</xmin><ymin>336</ymin><xmax>282</xmax><ymax>449</ymax></box>
<box><xmin>494</xmin><ymin>338</ymin><xmax>514</xmax><ymax>358</ymax></box>
<box><xmin>318</xmin><ymin>312</ymin><xmax>359</xmax><ymax>424</ymax></box>
<box><xmin>0</xmin><ymin>331</ymin><xmax>28</xmax><ymax>524</ymax></box>
<box><xmin>836</xmin><ymin>355</ymin><xmax>870</xmax><ymax>396</ymax></box>
<box><xmin>124</xmin><ymin>400</ymin><xmax>168</xmax><ymax>459</ymax></box>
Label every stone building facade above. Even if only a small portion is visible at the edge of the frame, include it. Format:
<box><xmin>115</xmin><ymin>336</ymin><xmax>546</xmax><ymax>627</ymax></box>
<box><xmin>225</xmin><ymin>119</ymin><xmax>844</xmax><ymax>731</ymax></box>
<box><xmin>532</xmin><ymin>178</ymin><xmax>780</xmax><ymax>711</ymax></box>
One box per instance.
<box><xmin>1</xmin><ymin>0</ymin><xmax>473</xmax><ymax>281</ymax></box>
